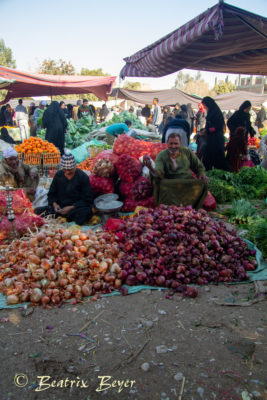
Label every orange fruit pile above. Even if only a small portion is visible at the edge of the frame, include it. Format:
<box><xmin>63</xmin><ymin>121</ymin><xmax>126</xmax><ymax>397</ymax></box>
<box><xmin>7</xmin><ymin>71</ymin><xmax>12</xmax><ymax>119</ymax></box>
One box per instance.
<box><xmin>15</xmin><ymin>137</ymin><xmax>59</xmax><ymax>154</ymax></box>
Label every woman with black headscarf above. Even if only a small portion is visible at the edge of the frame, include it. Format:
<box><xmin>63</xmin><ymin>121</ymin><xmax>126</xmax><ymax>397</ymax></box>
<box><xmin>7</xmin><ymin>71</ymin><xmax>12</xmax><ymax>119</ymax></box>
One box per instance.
<box><xmin>0</xmin><ymin>127</ymin><xmax>15</xmax><ymax>144</ymax></box>
<box><xmin>43</xmin><ymin>101</ymin><xmax>67</xmax><ymax>155</ymax></box>
<box><xmin>227</xmin><ymin>100</ymin><xmax>256</xmax><ymax>142</ymax></box>
<box><xmin>201</xmin><ymin>96</ymin><xmax>229</xmax><ymax>171</ymax></box>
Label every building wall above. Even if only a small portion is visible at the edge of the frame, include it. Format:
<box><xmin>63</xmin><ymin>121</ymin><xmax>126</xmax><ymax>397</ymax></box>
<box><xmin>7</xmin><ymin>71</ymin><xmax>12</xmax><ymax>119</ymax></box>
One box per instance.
<box><xmin>237</xmin><ymin>75</ymin><xmax>267</xmax><ymax>94</ymax></box>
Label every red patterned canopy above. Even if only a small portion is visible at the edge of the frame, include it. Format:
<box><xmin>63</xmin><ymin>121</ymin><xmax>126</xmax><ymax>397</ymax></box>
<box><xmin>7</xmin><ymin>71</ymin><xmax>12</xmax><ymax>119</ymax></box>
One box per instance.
<box><xmin>120</xmin><ymin>2</ymin><xmax>267</xmax><ymax>78</ymax></box>
<box><xmin>0</xmin><ymin>66</ymin><xmax>116</xmax><ymax>104</ymax></box>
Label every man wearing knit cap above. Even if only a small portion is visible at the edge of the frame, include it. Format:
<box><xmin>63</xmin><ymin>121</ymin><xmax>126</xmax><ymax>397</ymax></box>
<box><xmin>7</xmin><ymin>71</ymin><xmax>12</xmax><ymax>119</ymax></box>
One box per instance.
<box><xmin>0</xmin><ymin>147</ymin><xmax>39</xmax><ymax>201</ymax></box>
<box><xmin>45</xmin><ymin>153</ymin><xmax>93</xmax><ymax>225</ymax></box>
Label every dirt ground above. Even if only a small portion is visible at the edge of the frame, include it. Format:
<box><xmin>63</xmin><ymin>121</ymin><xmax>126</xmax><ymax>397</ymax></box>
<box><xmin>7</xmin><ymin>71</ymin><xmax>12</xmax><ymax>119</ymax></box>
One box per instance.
<box><xmin>0</xmin><ymin>282</ymin><xmax>266</xmax><ymax>400</ymax></box>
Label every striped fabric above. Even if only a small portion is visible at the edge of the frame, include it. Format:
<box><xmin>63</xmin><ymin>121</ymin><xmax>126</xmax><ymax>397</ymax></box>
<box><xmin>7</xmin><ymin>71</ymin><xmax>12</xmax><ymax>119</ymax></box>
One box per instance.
<box><xmin>0</xmin><ymin>66</ymin><xmax>116</xmax><ymax>104</ymax></box>
<box><xmin>120</xmin><ymin>2</ymin><xmax>267</xmax><ymax>79</ymax></box>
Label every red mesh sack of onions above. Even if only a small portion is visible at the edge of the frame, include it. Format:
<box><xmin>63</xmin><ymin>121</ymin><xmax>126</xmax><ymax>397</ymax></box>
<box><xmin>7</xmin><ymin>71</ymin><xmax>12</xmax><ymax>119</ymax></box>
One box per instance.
<box><xmin>0</xmin><ymin>189</ymin><xmax>34</xmax><ymax>215</ymax></box>
<box><xmin>119</xmin><ymin>181</ymin><xmax>135</xmax><ymax>199</ymax></box>
<box><xmin>115</xmin><ymin>154</ymin><xmax>142</xmax><ymax>183</ymax></box>
<box><xmin>89</xmin><ymin>174</ymin><xmax>114</xmax><ymax>195</ymax></box>
<box><xmin>150</xmin><ymin>142</ymin><xmax>167</xmax><ymax>160</ymax></box>
<box><xmin>0</xmin><ymin>213</ymin><xmax>44</xmax><ymax>240</ymax></box>
<box><xmin>93</xmin><ymin>159</ymin><xmax>115</xmax><ymax>178</ymax></box>
<box><xmin>132</xmin><ymin>177</ymin><xmax>153</xmax><ymax>200</ymax></box>
<box><xmin>92</xmin><ymin>150</ymin><xmax>119</xmax><ymax>166</ymax></box>
<box><xmin>113</xmin><ymin>135</ymin><xmax>152</xmax><ymax>159</ymax></box>
<box><xmin>122</xmin><ymin>196</ymin><xmax>155</xmax><ymax>212</ymax></box>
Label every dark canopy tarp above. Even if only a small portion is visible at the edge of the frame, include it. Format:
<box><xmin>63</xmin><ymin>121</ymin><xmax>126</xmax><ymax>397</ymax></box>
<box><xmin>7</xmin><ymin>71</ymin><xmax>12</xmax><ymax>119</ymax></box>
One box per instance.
<box><xmin>0</xmin><ymin>66</ymin><xmax>117</xmax><ymax>104</ymax></box>
<box><xmin>112</xmin><ymin>88</ymin><xmax>267</xmax><ymax>109</ymax></box>
<box><xmin>111</xmin><ymin>88</ymin><xmax>201</xmax><ymax>106</ymax></box>
<box><xmin>214</xmin><ymin>90</ymin><xmax>267</xmax><ymax>109</ymax></box>
<box><xmin>120</xmin><ymin>2</ymin><xmax>267</xmax><ymax>78</ymax></box>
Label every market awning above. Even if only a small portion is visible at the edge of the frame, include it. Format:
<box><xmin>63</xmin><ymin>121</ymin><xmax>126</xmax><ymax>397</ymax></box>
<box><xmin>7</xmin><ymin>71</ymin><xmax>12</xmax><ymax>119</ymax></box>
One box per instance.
<box><xmin>111</xmin><ymin>88</ymin><xmax>267</xmax><ymax>109</ymax></box>
<box><xmin>111</xmin><ymin>88</ymin><xmax>201</xmax><ymax>106</ymax></box>
<box><xmin>0</xmin><ymin>66</ymin><xmax>117</xmax><ymax>104</ymax></box>
<box><xmin>214</xmin><ymin>90</ymin><xmax>267</xmax><ymax>109</ymax></box>
<box><xmin>120</xmin><ymin>2</ymin><xmax>267</xmax><ymax>78</ymax></box>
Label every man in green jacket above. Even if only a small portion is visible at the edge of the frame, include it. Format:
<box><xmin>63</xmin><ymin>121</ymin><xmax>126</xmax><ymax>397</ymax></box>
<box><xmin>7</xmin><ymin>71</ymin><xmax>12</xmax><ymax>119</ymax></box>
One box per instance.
<box><xmin>143</xmin><ymin>132</ymin><xmax>209</xmax><ymax>209</ymax></box>
<box><xmin>78</xmin><ymin>99</ymin><xmax>94</xmax><ymax>119</ymax></box>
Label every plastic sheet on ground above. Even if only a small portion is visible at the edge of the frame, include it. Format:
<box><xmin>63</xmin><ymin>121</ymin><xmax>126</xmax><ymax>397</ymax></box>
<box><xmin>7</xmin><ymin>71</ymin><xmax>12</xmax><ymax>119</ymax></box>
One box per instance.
<box><xmin>0</xmin><ymin>239</ymin><xmax>266</xmax><ymax>310</ymax></box>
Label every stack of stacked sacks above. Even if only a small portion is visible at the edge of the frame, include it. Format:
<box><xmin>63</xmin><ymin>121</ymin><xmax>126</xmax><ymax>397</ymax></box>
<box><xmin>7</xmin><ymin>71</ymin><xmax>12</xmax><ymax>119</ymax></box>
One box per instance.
<box><xmin>117</xmin><ymin>154</ymin><xmax>155</xmax><ymax>212</ymax></box>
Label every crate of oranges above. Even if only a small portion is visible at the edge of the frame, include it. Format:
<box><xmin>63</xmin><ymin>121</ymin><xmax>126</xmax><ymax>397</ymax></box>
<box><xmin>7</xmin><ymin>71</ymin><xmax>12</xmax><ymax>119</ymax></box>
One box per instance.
<box><xmin>15</xmin><ymin>137</ymin><xmax>60</xmax><ymax>166</ymax></box>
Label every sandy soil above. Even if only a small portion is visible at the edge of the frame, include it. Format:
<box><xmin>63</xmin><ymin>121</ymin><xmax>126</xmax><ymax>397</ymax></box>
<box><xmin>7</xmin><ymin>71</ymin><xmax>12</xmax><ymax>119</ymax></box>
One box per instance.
<box><xmin>0</xmin><ymin>282</ymin><xmax>266</xmax><ymax>400</ymax></box>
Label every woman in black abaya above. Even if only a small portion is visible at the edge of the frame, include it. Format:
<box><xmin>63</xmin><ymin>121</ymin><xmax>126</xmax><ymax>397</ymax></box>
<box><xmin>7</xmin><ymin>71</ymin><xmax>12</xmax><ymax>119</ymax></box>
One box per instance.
<box><xmin>43</xmin><ymin>101</ymin><xmax>67</xmax><ymax>156</ymax></box>
<box><xmin>201</xmin><ymin>97</ymin><xmax>229</xmax><ymax>171</ymax></box>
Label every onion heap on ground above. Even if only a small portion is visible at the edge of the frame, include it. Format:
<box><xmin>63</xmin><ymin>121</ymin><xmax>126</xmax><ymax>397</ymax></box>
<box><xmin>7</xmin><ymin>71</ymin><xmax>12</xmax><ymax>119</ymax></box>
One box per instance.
<box><xmin>0</xmin><ymin>228</ymin><xmax>123</xmax><ymax>306</ymax></box>
<box><xmin>115</xmin><ymin>205</ymin><xmax>257</xmax><ymax>297</ymax></box>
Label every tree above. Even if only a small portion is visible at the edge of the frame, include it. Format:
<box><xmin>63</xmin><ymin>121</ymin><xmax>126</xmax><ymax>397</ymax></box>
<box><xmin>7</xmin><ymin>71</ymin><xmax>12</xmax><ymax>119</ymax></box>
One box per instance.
<box><xmin>183</xmin><ymin>79</ymin><xmax>213</xmax><ymax>98</ymax></box>
<box><xmin>38</xmin><ymin>59</ymin><xmax>75</xmax><ymax>75</ymax></box>
<box><xmin>80</xmin><ymin>68</ymin><xmax>109</xmax><ymax>76</ymax></box>
<box><xmin>213</xmin><ymin>80</ymin><xmax>236</xmax><ymax>95</ymax></box>
<box><xmin>123</xmin><ymin>81</ymin><xmax>142</xmax><ymax>90</ymax></box>
<box><xmin>0</xmin><ymin>39</ymin><xmax>16</xmax><ymax>68</ymax></box>
<box><xmin>174</xmin><ymin>71</ymin><xmax>194</xmax><ymax>89</ymax></box>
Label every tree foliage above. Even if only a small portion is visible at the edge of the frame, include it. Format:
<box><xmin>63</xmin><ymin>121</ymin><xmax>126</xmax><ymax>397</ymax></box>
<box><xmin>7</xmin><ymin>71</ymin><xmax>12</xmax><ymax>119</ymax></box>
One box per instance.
<box><xmin>80</xmin><ymin>68</ymin><xmax>109</xmax><ymax>76</ymax></box>
<box><xmin>174</xmin><ymin>71</ymin><xmax>214</xmax><ymax>97</ymax></box>
<box><xmin>0</xmin><ymin>39</ymin><xmax>16</xmax><ymax>68</ymax></box>
<box><xmin>213</xmin><ymin>80</ymin><xmax>236</xmax><ymax>95</ymax></box>
<box><xmin>174</xmin><ymin>71</ymin><xmax>194</xmax><ymax>90</ymax></box>
<box><xmin>123</xmin><ymin>81</ymin><xmax>142</xmax><ymax>90</ymax></box>
<box><xmin>38</xmin><ymin>59</ymin><xmax>75</xmax><ymax>75</ymax></box>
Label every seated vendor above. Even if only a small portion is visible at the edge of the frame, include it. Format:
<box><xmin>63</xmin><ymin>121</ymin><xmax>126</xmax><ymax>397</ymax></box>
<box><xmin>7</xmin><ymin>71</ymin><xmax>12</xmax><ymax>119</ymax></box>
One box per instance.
<box><xmin>106</xmin><ymin>120</ymin><xmax>132</xmax><ymax>137</ymax></box>
<box><xmin>0</xmin><ymin>147</ymin><xmax>39</xmax><ymax>201</ymax></box>
<box><xmin>40</xmin><ymin>153</ymin><xmax>93</xmax><ymax>225</ymax></box>
<box><xmin>143</xmin><ymin>132</ymin><xmax>209</xmax><ymax>209</ymax></box>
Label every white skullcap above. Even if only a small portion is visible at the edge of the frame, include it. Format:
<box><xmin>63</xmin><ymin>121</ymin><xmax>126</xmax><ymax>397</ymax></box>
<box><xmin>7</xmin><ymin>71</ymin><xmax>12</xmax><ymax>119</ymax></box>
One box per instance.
<box><xmin>3</xmin><ymin>148</ymin><xmax>18</xmax><ymax>159</ymax></box>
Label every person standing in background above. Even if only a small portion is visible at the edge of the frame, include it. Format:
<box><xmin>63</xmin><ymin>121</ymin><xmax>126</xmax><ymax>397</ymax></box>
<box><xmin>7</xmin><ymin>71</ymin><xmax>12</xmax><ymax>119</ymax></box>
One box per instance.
<box><xmin>256</xmin><ymin>104</ymin><xmax>266</xmax><ymax>130</ymax></box>
<box><xmin>227</xmin><ymin>100</ymin><xmax>256</xmax><ymax>142</ymax></box>
<box><xmin>4</xmin><ymin>104</ymin><xmax>13</xmax><ymax>126</ymax></box>
<box><xmin>32</xmin><ymin>101</ymin><xmax>46</xmax><ymax>136</ymax></box>
<box><xmin>29</xmin><ymin>102</ymin><xmax>36</xmax><ymax>136</ymax></box>
<box><xmin>15</xmin><ymin>99</ymin><xmax>29</xmax><ymax>141</ymax></box>
<box><xmin>172</xmin><ymin>103</ymin><xmax>180</xmax><ymax>118</ymax></box>
<box><xmin>152</xmin><ymin>98</ymin><xmax>162</xmax><ymax>131</ymax></box>
<box><xmin>43</xmin><ymin>101</ymin><xmax>67</xmax><ymax>156</ymax></box>
<box><xmin>187</xmin><ymin>103</ymin><xmax>195</xmax><ymax>136</ymax></box>
<box><xmin>72</xmin><ymin>100</ymin><xmax>82</xmax><ymax>121</ymax></box>
<box><xmin>201</xmin><ymin>96</ymin><xmax>229</xmax><ymax>171</ymax></box>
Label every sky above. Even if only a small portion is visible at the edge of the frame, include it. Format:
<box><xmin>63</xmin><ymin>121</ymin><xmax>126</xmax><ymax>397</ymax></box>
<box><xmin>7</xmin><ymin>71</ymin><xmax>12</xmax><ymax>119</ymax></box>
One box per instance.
<box><xmin>1</xmin><ymin>0</ymin><xmax>266</xmax><ymax>90</ymax></box>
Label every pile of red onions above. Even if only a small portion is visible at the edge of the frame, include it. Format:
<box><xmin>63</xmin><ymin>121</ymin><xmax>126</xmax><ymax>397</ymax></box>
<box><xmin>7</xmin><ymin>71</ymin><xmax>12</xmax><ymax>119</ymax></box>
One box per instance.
<box><xmin>0</xmin><ymin>228</ymin><xmax>123</xmax><ymax>306</ymax></box>
<box><xmin>116</xmin><ymin>205</ymin><xmax>257</xmax><ymax>297</ymax></box>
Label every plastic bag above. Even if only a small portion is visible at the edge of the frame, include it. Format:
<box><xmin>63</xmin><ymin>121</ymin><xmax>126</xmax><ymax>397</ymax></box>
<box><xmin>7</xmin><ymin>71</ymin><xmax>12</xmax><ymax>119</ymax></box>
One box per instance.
<box><xmin>89</xmin><ymin>174</ymin><xmax>114</xmax><ymax>195</ymax></box>
<box><xmin>202</xmin><ymin>191</ymin><xmax>217</xmax><ymax>211</ymax></box>
<box><xmin>32</xmin><ymin>187</ymin><xmax>48</xmax><ymax>208</ymax></box>
<box><xmin>103</xmin><ymin>218</ymin><xmax>125</xmax><ymax>232</ymax></box>
<box><xmin>70</xmin><ymin>141</ymin><xmax>93</xmax><ymax>164</ymax></box>
<box><xmin>115</xmin><ymin>154</ymin><xmax>142</xmax><ymax>183</ymax></box>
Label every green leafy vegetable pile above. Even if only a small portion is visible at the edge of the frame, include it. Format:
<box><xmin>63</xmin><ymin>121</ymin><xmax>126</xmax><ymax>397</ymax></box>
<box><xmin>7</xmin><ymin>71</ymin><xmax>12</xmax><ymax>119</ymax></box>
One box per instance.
<box><xmin>207</xmin><ymin>166</ymin><xmax>267</xmax><ymax>203</ymax></box>
<box><xmin>244</xmin><ymin>217</ymin><xmax>267</xmax><ymax>258</ymax></box>
<box><xmin>64</xmin><ymin>111</ymin><xmax>147</xmax><ymax>149</ymax></box>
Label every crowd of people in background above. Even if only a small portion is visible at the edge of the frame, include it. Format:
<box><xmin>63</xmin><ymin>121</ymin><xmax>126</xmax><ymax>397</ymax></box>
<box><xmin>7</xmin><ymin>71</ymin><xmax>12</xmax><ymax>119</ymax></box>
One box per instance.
<box><xmin>0</xmin><ymin>96</ymin><xmax>266</xmax><ymax>175</ymax></box>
